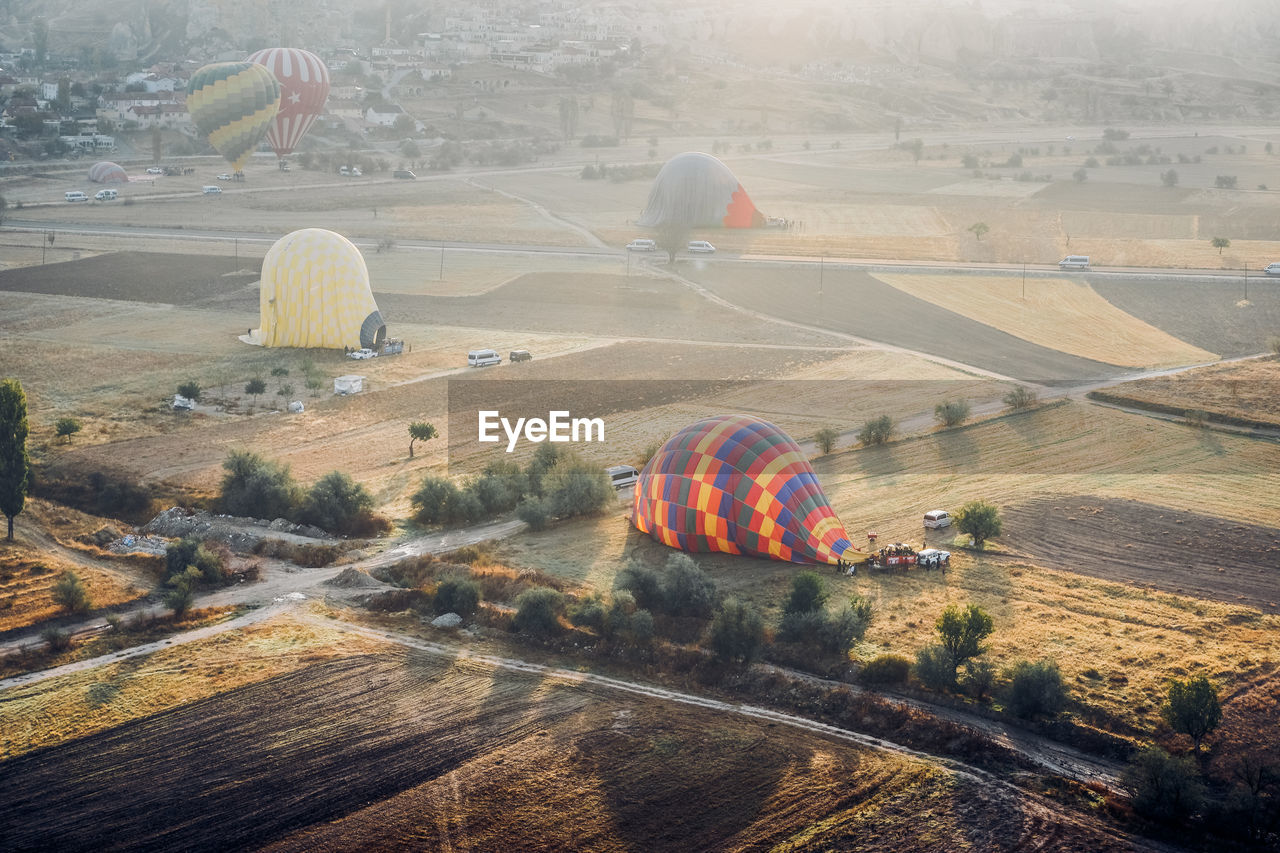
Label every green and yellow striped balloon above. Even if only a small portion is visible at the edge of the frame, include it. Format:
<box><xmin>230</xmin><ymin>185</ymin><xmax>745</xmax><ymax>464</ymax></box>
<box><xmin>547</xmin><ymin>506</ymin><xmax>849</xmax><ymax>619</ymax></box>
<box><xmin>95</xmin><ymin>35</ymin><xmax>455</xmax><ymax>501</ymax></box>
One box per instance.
<box><xmin>187</xmin><ymin>62</ymin><xmax>281</xmax><ymax>171</ymax></box>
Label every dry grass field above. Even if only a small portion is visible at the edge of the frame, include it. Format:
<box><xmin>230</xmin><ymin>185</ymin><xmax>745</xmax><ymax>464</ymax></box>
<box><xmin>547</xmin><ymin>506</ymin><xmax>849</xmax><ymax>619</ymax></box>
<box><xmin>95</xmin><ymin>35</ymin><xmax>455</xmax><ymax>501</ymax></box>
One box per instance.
<box><xmin>873</xmin><ymin>273</ymin><xmax>1217</xmax><ymax>368</ymax></box>
<box><xmin>1092</xmin><ymin>357</ymin><xmax>1280</xmax><ymax>427</ymax></box>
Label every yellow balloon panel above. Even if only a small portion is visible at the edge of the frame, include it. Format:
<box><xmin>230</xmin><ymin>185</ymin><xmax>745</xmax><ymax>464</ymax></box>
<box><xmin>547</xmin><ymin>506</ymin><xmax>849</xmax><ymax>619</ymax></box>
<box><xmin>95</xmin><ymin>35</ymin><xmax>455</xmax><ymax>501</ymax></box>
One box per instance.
<box><xmin>259</xmin><ymin>229</ymin><xmax>380</xmax><ymax>349</ymax></box>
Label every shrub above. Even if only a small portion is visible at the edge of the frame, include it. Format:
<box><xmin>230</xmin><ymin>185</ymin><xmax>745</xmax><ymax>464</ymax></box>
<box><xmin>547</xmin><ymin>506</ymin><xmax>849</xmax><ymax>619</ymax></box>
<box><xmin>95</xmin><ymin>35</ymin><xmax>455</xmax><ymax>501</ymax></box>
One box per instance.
<box><xmin>1004</xmin><ymin>659</ymin><xmax>1068</xmax><ymax>718</ymax></box>
<box><xmin>1269</xmin><ymin>336</ymin><xmax>1280</xmax><ymax>356</ymax></box>
<box><xmin>177</xmin><ymin>380</ymin><xmax>201</xmax><ymax>401</ymax></box>
<box><xmin>433</xmin><ymin>576</ymin><xmax>481</xmax><ymax>616</ymax></box>
<box><xmin>468</xmin><ymin>472</ymin><xmax>519</xmax><ymax>515</ymax></box>
<box><xmin>813</xmin><ymin>427</ymin><xmax>840</xmax><ymax>455</ymax></box>
<box><xmin>962</xmin><ymin>658</ymin><xmax>997</xmax><ymax>701</ymax></box>
<box><xmin>42</xmin><ymin>627</ymin><xmax>72</xmax><ymax>652</ymax></box>
<box><xmin>219</xmin><ymin>450</ymin><xmax>301</xmax><ymax>520</ymax></box>
<box><xmin>165</xmin><ymin>567</ymin><xmax>199</xmax><ymax>616</ymax></box>
<box><xmin>1003</xmin><ymin>386</ymin><xmax>1038</xmax><ymax>410</ymax></box>
<box><xmin>778</xmin><ymin>609</ymin><xmax>829</xmax><ymax>646</ymax></box>
<box><xmin>709</xmin><ymin>598</ymin><xmax>765</xmax><ymax>666</ymax></box>
<box><xmin>542</xmin><ymin>457</ymin><xmax>613</xmax><ymax>519</ymax></box>
<box><xmin>628</xmin><ymin>609</ymin><xmax>655</xmax><ymax>648</ymax></box>
<box><xmin>935</xmin><ymin>602</ymin><xmax>995</xmax><ymax>671</ymax></box>
<box><xmin>783</xmin><ymin>571</ymin><xmax>828</xmax><ymax>615</ymax></box>
<box><xmin>516</xmin><ymin>497</ymin><xmax>551</xmax><ymax>531</ymax></box>
<box><xmin>569</xmin><ymin>594</ymin><xmax>606</xmax><ymax>631</ymax></box>
<box><xmin>934</xmin><ymin>399</ymin><xmax>971</xmax><ymax>427</ymax></box>
<box><xmin>614</xmin><ymin>561</ymin><xmax>664</xmax><ymax>611</ymax></box>
<box><xmin>411</xmin><ymin>476</ymin><xmax>464</xmax><ymax>526</ymax></box>
<box><xmin>914</xmin><ymin>643</ymin><xmax>957</xmax><ymax>690</ymax></box>
<box><xmin>163</xmin><ymin>537</ymin><xmax>227</xmax><ymax>585</ymax></box>
<box><xmin>513</xmin><ymin>587</ymin><xmax>564</xmax><ymax>636</ymax></box>
<box><xmin>51</xmin><ymin>569</ymin><xmax>91</xmax><ymax>614</ymax></box>
<box><xmin>859</xmin><ymin>653</ymin><xmax>911</xmax><ymax>685</ymax></box>
<box><xmin>54</xmin><ymin>417</ymin><xmax>82</xmax><ymax>442</ymax></box>
<box><xmin>954</xmin><ymin>500</ymin><xmax>1003</xmax><ymax>548</ymax></box>
<box><xmin>525</xmin><ymin>443</ymin><xmax>569</xmax><ymax>496</ymax></box>
<box><xmin>300</xmin><ymin>471</ymin><xmax>374</xmax><ymax>535</ymax></box>
<box><xmin>857</xmin><ymin>415</ymin><xmax>895</xmax><ymax>446</ymax></box>
<box><xmin>1123</xmin><ymin>746</ymin><xmax>1205</xmax><ymax>822</ymax></box>
<box><xmin>661</xmin><ymin>553</ymin><xmax>717</xmax><ymax>618</ymax></box>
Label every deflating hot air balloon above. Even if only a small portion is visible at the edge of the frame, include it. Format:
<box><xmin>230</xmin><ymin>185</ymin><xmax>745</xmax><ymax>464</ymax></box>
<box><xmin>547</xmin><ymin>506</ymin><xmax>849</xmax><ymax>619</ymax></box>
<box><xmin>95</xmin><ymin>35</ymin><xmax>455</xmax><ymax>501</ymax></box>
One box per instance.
<box><xmin>637</xmin><ymin>152</ymin><xmax>765</xmax><ymax>229</ymax></box>
<box><xmin>187</xmin><ymin>61</ymin><xmax>280</xmax><ymax>171</ymax></box>
<box><xmin>632</xmin><ymin>415</ymin><xmax>859</xmax><ymax>566</ymax></box>
<box><xmin>88</xmin><ymin>161</ymin><xmax>128</xmax><ymax>183</ymax></box>
<box><xmin>247</xmin><ymin>47</ymin><xmax>330</xmax><ymax>158</ymax></box>
<box><xmin>253</xmin><ymin>229</ymin><xmax>386</xmax><ymax>350</ymax></box>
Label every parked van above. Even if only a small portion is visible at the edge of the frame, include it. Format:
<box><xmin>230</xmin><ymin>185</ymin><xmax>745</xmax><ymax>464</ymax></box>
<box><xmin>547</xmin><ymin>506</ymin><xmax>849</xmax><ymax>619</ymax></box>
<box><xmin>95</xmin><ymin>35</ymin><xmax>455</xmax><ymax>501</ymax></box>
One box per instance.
<box><xmin>64</xmin><ymin>191</ymin><xmax>88</xmax><ymax>202</ymax></box>
<box><xmin>94</xmin><ymin>188</ymin><xmax>117</xmax><ymax>201</ymax></box>
<box><xmin>509</xmin><ymin>349</ymin><xmax>532</xmax><ymax>362</ymax></box>
<box><xmin>626</xmin><ymin>238</ymin><xmax>656</xmax><ymax>251</ymax></box>
<box><xmin>393</xmin><ymin>170</ymin><xmax>416</xmax><ymax>179</ymax></box>
<box><xmin>1058</xmin><ymin>255</ymin><xmax>1090</xmax><ymax>270</ymax></box>
<box><xmin>467</xmin><ymin>348</ymin><xmax>501</xmax><ymax>367</ymax></box>
<box><xmin>923</xmin><ymin>510</ymin><xmax>951</xmax><ymax>529</ymax></box>
<box><xmin>606</xmin><ymin>465</ymin><xmax>640</xmax><ymax>491</ymax></box>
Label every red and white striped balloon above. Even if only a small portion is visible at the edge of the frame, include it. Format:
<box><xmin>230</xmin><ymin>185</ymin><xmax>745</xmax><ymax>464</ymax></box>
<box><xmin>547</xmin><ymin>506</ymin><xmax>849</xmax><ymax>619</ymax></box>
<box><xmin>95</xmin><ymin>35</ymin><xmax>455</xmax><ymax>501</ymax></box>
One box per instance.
<box><xmin>247</xmin><ymin>47</ymin><xmax>330</xmax><ymax>157</ymax></box>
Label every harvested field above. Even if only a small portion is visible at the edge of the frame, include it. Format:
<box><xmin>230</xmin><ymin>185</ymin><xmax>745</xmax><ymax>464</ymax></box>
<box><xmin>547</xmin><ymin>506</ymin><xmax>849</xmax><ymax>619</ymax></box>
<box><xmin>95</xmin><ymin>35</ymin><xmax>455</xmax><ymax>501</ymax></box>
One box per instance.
<box><xmin>0</xmin><ymin>648</ymin><xmax>1156</xmax><ymax>852</ymax></box>
<box><xmin>1002</xmin><ymin>496</ymin><xmax>1280</xmax><ymax>612</ymax></box>
<box><xmin>873</xmin><ymin>273</ymin><xmax>1216</xmax><ymax>368</ymax></box>
<box><xmin>0</xmin><ymin>252</ymin><xmax>255</xmax><ymax>304</ymax></box>
<box><xmin>684</xmin><ymin>263</ymin><xmax>1122</xmax><ymax>380</ymax></box>
<box><xmin>1093</xmin><ymin>357</ymin><xmax>1280</xmax><ymax>429</ymax></box>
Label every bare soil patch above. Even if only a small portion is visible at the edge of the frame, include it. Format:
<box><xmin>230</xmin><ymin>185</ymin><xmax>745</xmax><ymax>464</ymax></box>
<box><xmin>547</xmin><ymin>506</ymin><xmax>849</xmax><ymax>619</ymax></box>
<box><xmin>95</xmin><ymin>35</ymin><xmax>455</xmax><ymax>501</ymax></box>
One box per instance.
<box><xmin>1003</xmin><ymin>496</ymin><xmax>1280</xmax><ymax>611</ymax></box>
<box><xmin>0</xmin><ymin>252</ymin><xmax>255</xmax><ymax>305</ymax></box>
<box><xmin>0</xmin><ymin>649</ymin><xmax>1155</xmax><ymax>852</ymax></box>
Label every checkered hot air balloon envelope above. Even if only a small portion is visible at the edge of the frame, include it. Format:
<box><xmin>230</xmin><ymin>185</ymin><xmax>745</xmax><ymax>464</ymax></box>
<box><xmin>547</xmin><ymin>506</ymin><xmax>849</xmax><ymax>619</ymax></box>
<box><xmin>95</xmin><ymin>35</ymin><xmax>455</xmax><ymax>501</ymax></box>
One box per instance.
<box><xmin>247</xmin><ymin>48</ymin><xmax>330</xmax><ymax>158</ymax></box>
<box><xmin>632</xmin><ymin>415</ymin><xmax>859</xmax><ymax>565</ymax></box>
<box><xmin>187</xmin><ymin>62</ymin><xmax>281</xmax><ymax>171</ymax></box>
<box><xmin>254</xmin><ymin>229</ymin><xmax>385</xmax><ymax>351</ymax></box>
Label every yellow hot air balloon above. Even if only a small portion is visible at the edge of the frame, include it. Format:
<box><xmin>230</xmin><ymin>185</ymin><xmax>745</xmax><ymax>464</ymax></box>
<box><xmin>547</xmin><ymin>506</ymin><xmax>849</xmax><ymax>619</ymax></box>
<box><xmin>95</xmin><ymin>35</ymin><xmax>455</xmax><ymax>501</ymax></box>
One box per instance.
<box><xmin>254</xmin><ymin>229</ymin><xmax>386</xmax><ymax>350</ymax></box>
<box><xmin>187</xmin><ymin>62</ymin><xmax>281</xmax><ymax>171</ymax></box>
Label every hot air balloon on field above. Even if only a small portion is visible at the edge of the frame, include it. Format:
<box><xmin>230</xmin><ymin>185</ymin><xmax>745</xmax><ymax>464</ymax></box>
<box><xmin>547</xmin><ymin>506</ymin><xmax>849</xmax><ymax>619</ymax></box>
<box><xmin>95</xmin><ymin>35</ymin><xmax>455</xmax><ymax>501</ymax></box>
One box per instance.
<box><xmin>632</xmin><ymin>415</ymin><xmax>859</xmax><ymax>566</ymax></box>
<box><xmin>186</xmin><ymin>61</ymin><xmax>280</xmax><ymax>171</ymax></box>
<box><xmin>252</xmin><ymin>229</ymin><xmax>386</xmax><ymax>350</ymax></box>
<box><xmin>637</xmin><ymin>152</ymin><xmax>765</xmax><ymax>229</ymax></box>
<box><xmin>247</xmin><ymin>47</ymin><xmax>330</xmax><ymax>158</ymax></box>
<box><xmin>88</xmin><ymin>161</ymin><xmax>128</xmax><ymax>183</ymax></box>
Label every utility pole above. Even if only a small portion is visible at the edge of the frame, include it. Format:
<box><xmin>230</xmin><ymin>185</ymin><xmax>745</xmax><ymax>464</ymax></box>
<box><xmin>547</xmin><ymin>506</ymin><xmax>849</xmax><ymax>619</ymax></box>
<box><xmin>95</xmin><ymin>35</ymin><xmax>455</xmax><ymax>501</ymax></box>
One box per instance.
<box><xmin>819</xmin><ymin>255</ymin><xmax>825</xmax><ymax>315</ymax></box>
<box><xmin>1244</xmin><ymin>261</ymin><xmax>1249</xmax><ymax>301</ymax></box>
<box><xmin>1022</xmin><ymin>262</ymin><xmax>1026</xmax><ymax>300</ymax></box>
<box><xmin>439</xmin><ymin>245</ymin><xmax>445</xmax><ymax>281</ymax></box>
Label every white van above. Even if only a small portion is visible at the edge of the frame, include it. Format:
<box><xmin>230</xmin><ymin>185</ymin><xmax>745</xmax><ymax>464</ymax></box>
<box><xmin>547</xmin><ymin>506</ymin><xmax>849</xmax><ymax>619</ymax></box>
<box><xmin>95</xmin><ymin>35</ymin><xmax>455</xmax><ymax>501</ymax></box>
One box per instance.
<box><xmin>467</xmin><ymin>348</ymin><xmax>501</xmax><ymax>367</ymax></box>
<box><xmin>94</xmin><ymin>188</ymin><xmax>117</xmax><ymax>201</ymax></box>
<box><xmin>626</xmin><ymin>238</ymin><xmax>656</xmax><ymax>251</ymax></box>
<box><xmin>923</xmin><ymin>510</ymin><xmax>951</xmax><ymax>529</ymax></box>
<box><xmin>65</xmin><ymin>191</ymin><xmax>88</xmax><ymax>202</ymax></box>
<box><xmin>606</xmin><ymin>465</ymin><xmax>640</xmax><ymax>490</ymax></box>
<box><xmin>1058</xmin><ymin>255</ymin><xmax>1090</xmax><ymax>270</ymax></box>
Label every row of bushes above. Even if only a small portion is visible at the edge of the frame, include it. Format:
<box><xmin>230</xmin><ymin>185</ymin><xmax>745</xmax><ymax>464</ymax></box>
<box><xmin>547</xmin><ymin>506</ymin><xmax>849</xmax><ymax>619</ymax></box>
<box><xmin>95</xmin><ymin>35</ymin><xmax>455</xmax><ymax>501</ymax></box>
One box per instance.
<box><xmin>219</xmin><ymin>450</ymin><xmax>386</xmax><ymax>537</ymax></box>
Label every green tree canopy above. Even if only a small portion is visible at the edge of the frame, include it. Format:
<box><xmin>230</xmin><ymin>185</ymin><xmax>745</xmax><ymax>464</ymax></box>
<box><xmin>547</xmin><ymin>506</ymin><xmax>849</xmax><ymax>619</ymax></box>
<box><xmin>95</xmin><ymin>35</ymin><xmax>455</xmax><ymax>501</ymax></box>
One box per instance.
<box><xmin>935</xmin><ymin>603</ymin><xmax>994</xmax><ymax>672</ymax></box>
<box><xmin>0</xmin><ymin>379</ymin><xmax>32</xmax><ymax>541</ymax></box>
<box><xmin>301</xmin><ymin>471</ymin><xmax>374</xmax><ymax>535</ymax></box>
<box><xmin>954</xmin><ymin>500</ymin><xmax>1003</xmax><ymax>548</ymax></box>
<box><xmin>783</xmin><ymin>571</ymin><xmax>828</xmax><ymax>615</ymax></box>
<box><xmin>1162</xmin><ymin>675</ymin><xmax>1222</xmax><ymax>754</ymax></box>
<box><xmin>218</xmin><ymin>450</ymin><xmax>301</xmax><ymax>520</ymax></box>
<box><xmin>408</xmin><ymin>421</ymin><xmax>437</xmax><ymax>458</ymax></box>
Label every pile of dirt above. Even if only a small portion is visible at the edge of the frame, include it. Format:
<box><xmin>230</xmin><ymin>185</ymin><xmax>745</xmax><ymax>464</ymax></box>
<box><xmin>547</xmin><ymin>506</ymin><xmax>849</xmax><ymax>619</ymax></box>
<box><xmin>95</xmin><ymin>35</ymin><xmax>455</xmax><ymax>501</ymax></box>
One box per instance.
<box><xmin>323</xmin><ymin>568</ymin><xmax>387</xmax><ymax>590</ymax></box>
<box><xmin>141</xmin><ymin>507</ymin><xmax>334</xmax><ymax>554</ymax></box>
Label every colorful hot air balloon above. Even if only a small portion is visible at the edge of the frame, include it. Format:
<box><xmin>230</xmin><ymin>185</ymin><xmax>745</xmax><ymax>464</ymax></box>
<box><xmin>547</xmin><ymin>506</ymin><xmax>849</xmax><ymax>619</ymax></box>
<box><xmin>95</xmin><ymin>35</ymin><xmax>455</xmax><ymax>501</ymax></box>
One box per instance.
<box><xmin>637</xmin><ymin>152</ymin><xmax>765</xmax><ymax>229</ymax></box>
<box><xmin>632</xmin><ymin>415</ymin><xmax>859</xmax><ymax>566</ymax></box>
<box><xmin>186</xmin><ymin>61</ymin><xmax>280</xmax><ymax>171</ymax></box>
<box><xmin>247</xmin><ymin>47</ymin><xmax>330</xmax><ymax>158</ymax></box>
<box><xmin>88</xmin><ymin>161</ymin><xmax>128</xmax><ymax>183</ymax></box>
<box><xmin>254</xmin><ymin>229</ymin><xmax>386</xmax><ymax>350</ymax></box>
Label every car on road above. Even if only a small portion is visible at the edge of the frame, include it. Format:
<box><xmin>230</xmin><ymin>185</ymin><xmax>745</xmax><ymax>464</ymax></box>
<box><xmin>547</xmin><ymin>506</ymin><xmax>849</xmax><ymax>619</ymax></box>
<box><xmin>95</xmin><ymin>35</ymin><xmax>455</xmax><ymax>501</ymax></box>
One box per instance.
<box><xmin>626</xmin><ymin>238</ymin><xmax>657</xmax><ymax>251</ymax></box>
<box><xmin>145</xmin><ymin>167</ymin><xmax>164</xmax><ymax>175</ymax></box>
<box><xmin>687</xmin><ymin>240</ymin><xmax>716</xmax><ymax>253</ymax></box>
<box><xmin>393</xmin><ymin>170</ymin><xmax>416</xmax><ymax>179</ymax></box>
<box><xmin>1058</xmin><ymin>255</ymin><xmax>1089</xmax><ymax>270</ymax></box>
<box><xmin>1265</xmin><ymin>263</ymin><xmax>1280</xmax><ymax>276</ymax></box>
<box><xmin>467</xmin><ymin>348</ymin><xmax>501</xmax><ymax>367</ymax></box>
<box><xmin>339</xmin><ymin>165</ymin><xmax>362</xmax><ymax>177</ymax></box>
<box><xmin>217</xmin><ymin>173</ymin><xmax>232</xmax><ymax>180</ymax></box>
<box><xmin>347</xmin><ymin>348</ymin><xmax>376</xmax><ymax>360</ymax></box>
<box><xmin>201</xmin><ymin>185</ymin><xmax>222</xmax><ymax>195</ymax></box>
<box><xmin>94</xmin><ymin>189</ymin><xmax>117</xmax><ymax>201</ymax></box>
<box><xmin>64</xmin><ymin>191</ymin><xmax>88</xmax><ymax>202</ymax></box>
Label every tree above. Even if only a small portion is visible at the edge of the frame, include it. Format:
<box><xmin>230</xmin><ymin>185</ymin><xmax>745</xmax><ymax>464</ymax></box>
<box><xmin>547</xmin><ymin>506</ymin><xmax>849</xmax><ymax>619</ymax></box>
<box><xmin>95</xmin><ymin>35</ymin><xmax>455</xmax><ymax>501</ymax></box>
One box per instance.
<box><xmin>1005</xmin><ymin>659</ymin><xmax>1068</xmax><ymax>718</ymax></box>
<box><xmin>434</xmin><ymin>576</ymin><xmax>481</xmax><ymax>616</ymax></box>
<box><xmin>784</xmin><ymin>571</ymin><xmax>828</xmax><ymax>615</ymax></box>
<box><xmin>914</xmin><ymin>643</ymin><xmax>958</xmax><ymax>690</ymax></box>
<box><xmin>244</xmin><ymin>377</ymin><xmax>266</xmax><ymax>408</ymax></box>
<box><xmin>558</xmin><ymin>96</ymin><xmax>579</xmax><ymax>140</ymax></box>
<box><xmin>610</xmin><ymin>88</ymin><xmax>634</xmax><ymax>140</ymax></box>
<box><xmin>935</xmin><ymin>603</ymin><xmax>994</xmax><ymax>673</ymax></box>
<box><xmin>1162</xmin><ymin>675</ymin><xmax>1222</xmax><ymax>755</ymax></box>
<box><xmin>934</xmin><ymin>399</ymin><xmax>971</xmax><ymax>427</ymax></box>
<box><xmin>857</xmin><ymin>415</ymin><xmax>895</xmax><ymax>446</ymax></box>
<box><xmin>1073</xmin><ymin>167</ymin><xmax>1088</xmax><ymax>183</ymax></box>
<box><xmin>962</xmin><ymin>658</ymin><xmax>997</xmax><ymax>701</ymax></box>
<box><xmin>657</xmin><ymin>221</ymin><xmax>691</xmax><ymax>263</ymax></box>
<box><xmin>0</xmin><ymin>193</ymin><xmax>8</xmax><ymax>227</ymax></box>
<box><xmin>813</xmin><ymin>427</ymin><xmax>840</xmax><ymax>455</ymax></box>
<box><xmin>709</xmin><ymin>598</ymin><xmax>765</xmax><ymax>666</ymax></box>
<box><xmin>614</xmin><ymin>561</ymin><xmax>665</xmax><ymax>612</ymax></box>
<box><xmin>33</xmin><ymin>18</ymin><xmax>48</xmax><ymax>67</ymax></box>
<box><xmin>1161</xmin><ymin>169</ymin><xmax>1179</xmax><ymax>188</ymax></box>
<box><xmin>1211</xmin><ymin>236</ymin><xmax>1231</xmax><ymax>255</ymax></box>
<box><xmin>54</xmin><ymin>77</ymin><xmax>72</xmax><ymax>113</ymax></box>
<box><xmin>1214</xmin><ymin>175</ymin><xmax>1238</xmax><ymax>189</ymax></box>
<box><xmin>218</xmin><ymin>450</ymin><xmax>300</xmax><ymax>520</ymax></box>
<box><xmin>177</xmin><ymin>380</ymin><xmax>201</xmax><ymax>402</ymax></box>
<box><xmin>0</xmin><ymin>379</ymin><xmax>32</xmax><ymax>541</ymax></box>
<box><xmin>661</xmin><ymin>553</ymin><xmax>718</xmax><ymax>619</ymax></box>
<box><xmin>270</xmin><ymin>366</ymin><xmax>289</xmax><ymax>378</ymax></box>
<box><xmin>967</xmin><ymin>222</ymin><xmax>989</xmax><ymax>241</ymax></box>
<box><xmin>51</xmin><ymin>569</ymin><xmax>92</xmax><ymax>614</ymax></box>
<box><xmin>954</xmin><ymin>500</ymin><xmax>1002</xmax><ymax>548</ymax></box>
<box><xmin>408</xmin><ymin>421</ymin><xmax>437</xmax><ymax>458</ymax></box>
<box><xmin>165</xmin><ymin>567</ymin><xmax>200</xmax><ymax>617</ymax></box>
<box><xmin>1123</xmin><ymin>746</ymin><xmax>1205</xmax><ymax>821</ymax></box>
<box><xmin>904</xmin><ymin>138</ymin><xmax>924</xmax><ymax>164</ymax></box>
<box><xmin>301</xmin><ymin>471</ymin><xmax>374</xmax><ymax>535</ymax></box>
<box><xmin>542</xmin><ymin>457</ymin><xmax>613</xmax><ymax>519</ymax></box>
<box><xmin>1003</xmin><ymin>386</ymin><xmax>1038</xmax><ymax>410</ymax></box>
<box><xmin>513</xmin><ymin>587</ymin><xmax>564</xmax><ymax>636</ymax></box>
<box><xmin>54</xmin><ymin>417</ymin><xmax>82</xmax><ymax>443</ymax></box>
